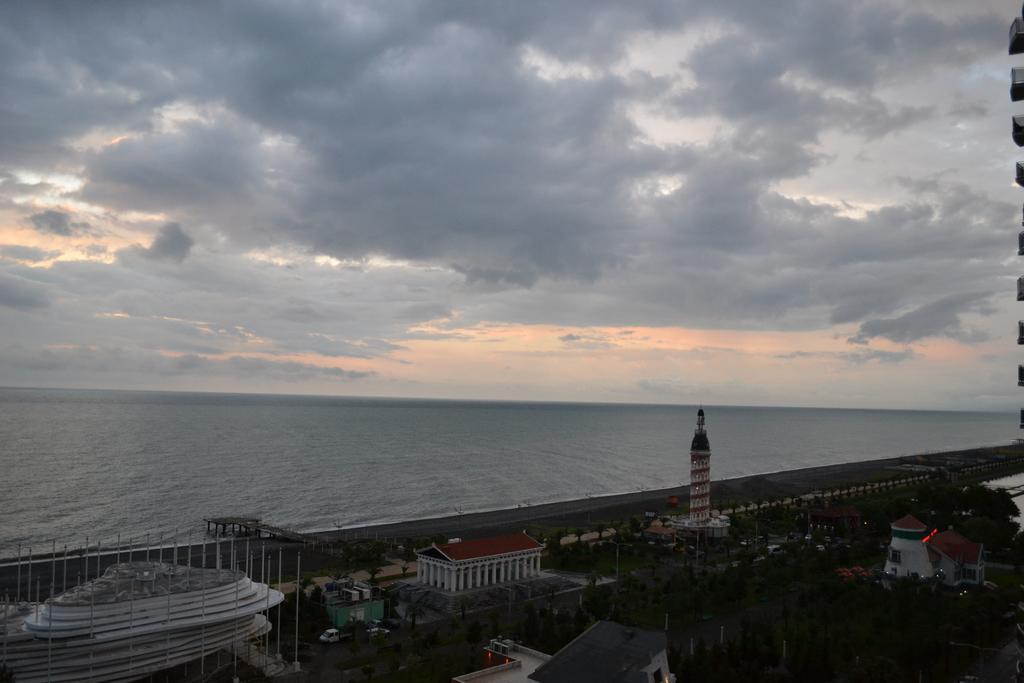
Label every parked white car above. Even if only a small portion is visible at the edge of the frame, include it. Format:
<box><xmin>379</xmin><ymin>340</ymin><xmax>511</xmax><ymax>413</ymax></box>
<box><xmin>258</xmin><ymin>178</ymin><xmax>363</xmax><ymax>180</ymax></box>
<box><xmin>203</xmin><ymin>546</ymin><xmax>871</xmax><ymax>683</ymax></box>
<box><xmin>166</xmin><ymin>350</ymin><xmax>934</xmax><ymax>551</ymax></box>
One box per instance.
<box><xmin>319</xmin><ymin>628</ymin><xmax>342</xmax><ymax>643</ymax></box>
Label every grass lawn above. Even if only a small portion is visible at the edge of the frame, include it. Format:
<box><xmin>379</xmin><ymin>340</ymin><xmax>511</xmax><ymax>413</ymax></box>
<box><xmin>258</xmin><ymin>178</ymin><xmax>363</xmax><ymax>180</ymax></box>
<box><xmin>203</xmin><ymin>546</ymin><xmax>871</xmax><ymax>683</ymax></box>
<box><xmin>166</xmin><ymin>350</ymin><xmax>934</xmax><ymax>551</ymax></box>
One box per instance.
<box><xmin>983</xmin><ymin>567</ymin><xmax>1024</xmax><ymax>587</ymax></box>
<box><xmin>543</xmin><ymin>547</ymin><xmax>663</xmax><ymax>576</ymax></box>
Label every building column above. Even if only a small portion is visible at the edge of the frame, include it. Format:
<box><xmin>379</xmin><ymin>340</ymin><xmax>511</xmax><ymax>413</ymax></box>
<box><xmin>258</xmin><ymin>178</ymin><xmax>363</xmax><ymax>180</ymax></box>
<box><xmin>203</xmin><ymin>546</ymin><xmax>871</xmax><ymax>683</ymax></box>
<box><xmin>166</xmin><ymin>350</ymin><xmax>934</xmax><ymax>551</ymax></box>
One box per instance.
<box><xmin>447</xmin><ymin>566</ymin><xmax>454</xmax><ymax>592</ymax></box>
<box><xmin>456</xmin><ymin>567</ymin><xmax>463</xmax><ymax>591</ymax></box>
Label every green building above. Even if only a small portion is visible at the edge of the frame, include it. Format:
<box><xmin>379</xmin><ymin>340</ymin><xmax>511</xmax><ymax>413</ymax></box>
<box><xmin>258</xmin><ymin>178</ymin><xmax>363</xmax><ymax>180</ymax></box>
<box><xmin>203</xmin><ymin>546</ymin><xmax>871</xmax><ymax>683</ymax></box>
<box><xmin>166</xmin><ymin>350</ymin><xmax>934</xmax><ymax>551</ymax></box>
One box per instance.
<box><xmin>325</xmin><ymin>599</ymin><xmax>385</xmax><ymax>627</ymax></box>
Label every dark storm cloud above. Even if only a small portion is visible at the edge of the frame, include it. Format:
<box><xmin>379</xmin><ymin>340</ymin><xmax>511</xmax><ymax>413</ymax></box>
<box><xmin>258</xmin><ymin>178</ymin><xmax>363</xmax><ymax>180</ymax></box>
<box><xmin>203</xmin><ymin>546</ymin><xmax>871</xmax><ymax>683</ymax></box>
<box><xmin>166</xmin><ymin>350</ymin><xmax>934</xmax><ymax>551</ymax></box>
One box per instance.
<box><xmin>0</xmin><ymin>344</ymin><xmax>372</xmax><ymax>382</ymax></box>
<box><xmin>0</xmin><ymin>245</ymin><xmax>61</xmax><ymax>262</ymax></box>
<box><xmin>776</xmin><ymin>348</ymin><xmax>915</xmax><ymax>364</ymax></box>
<box><xmin>27</xmin><ymin>210</ymin><xmax>91</xmax><ymax>237</ymax></box>
<box><xmin>848</xmin><ymin>293</ymin><xmax>994</xmax><ymax>345</ymax></box>
<box><xmin>0</xmin><ymin>271</ymin><xmax>50</xmax><ymax>310</ymax></box>
<box><xmin>28</xmin><ymin>210</ymin><xmax>72</xmax><ymax>236</ymax></box>
<box><xmin>126</xmin><ymin>223</ymin><xmax>194</xmax><ymax>263</ymax></box>
<box><xmin>0</xmin><ymin>0</ymin><xmax>1012</xmax><ymax>396</ymax></box>
<box><xmin>143</xmin><ymin>223</ymin><xmax>194</xmax><ymax>262</ymax></box>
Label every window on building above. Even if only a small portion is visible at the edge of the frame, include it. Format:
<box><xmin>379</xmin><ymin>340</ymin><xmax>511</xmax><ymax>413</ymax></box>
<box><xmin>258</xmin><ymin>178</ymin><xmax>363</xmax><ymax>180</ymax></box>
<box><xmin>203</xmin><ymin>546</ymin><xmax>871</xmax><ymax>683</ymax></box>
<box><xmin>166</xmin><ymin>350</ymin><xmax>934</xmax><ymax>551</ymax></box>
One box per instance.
<box><xmin>889</xmin><ymin>548</ymin><xmax>901</xmax><ymax>564</ymax></box>
<box><xmin>963</xmin><ymin>568</ymin><xmax>976</xmax><ymax>581</ymax></box>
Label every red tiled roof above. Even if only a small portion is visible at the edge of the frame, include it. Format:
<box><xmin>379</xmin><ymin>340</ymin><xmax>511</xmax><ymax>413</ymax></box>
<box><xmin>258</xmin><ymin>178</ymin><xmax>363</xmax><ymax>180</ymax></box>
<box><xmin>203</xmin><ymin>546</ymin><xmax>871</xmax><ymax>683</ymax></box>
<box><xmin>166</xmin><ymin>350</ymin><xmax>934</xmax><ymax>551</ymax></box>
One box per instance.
<box><xmin>927</xmin><ymin>530</ymin><xmax>982</xmax><ymax>565</ymax></box>
<box><xmin>434</xmin><ymin>533</ymin><xmax>543</xmax><ymax>561</ymax></box>
<box><xmin>891</xmin><ymin>514</ymin><xmax>926</xmax><ymax>531</ymax></box>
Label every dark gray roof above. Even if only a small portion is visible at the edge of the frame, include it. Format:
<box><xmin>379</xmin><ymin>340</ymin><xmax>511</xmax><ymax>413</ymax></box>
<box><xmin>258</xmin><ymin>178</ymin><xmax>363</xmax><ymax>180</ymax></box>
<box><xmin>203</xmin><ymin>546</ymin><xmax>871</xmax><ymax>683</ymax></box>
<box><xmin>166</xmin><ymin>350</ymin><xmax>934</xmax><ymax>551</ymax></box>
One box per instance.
<box><xmin>529</xmin><ymin>621</ymin><xmax>666</xmax><ymax>683</ymax></box>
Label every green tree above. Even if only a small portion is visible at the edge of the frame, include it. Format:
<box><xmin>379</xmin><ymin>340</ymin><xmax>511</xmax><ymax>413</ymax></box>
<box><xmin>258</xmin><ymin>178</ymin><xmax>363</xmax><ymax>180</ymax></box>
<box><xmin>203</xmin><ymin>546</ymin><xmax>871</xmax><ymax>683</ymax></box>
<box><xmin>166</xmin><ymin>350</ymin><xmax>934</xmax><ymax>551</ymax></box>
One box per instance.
<box><xmin>522</xmin><ymin>602</ymin><xmax>539</xmax><ymax>643</ymax></box>
<box><xmin>466</xmin><ymin>619</ymin><xmax>483</xmax><ymax>645</ymax></box>
<box><xmin>406</xmin><ymin>602</ymin><xmax>423</xmax><ymax>631</ymax></box>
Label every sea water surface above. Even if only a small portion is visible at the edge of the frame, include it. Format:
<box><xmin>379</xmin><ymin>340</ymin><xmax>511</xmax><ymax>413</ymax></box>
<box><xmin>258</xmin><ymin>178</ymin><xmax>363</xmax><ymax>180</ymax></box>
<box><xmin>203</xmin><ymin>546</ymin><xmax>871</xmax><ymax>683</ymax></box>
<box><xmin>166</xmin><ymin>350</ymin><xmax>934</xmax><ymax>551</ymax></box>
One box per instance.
<box><xmin>0</xmin><ymin>387</ymin><xmax>1015</xmax><ymax>549</ymax></box>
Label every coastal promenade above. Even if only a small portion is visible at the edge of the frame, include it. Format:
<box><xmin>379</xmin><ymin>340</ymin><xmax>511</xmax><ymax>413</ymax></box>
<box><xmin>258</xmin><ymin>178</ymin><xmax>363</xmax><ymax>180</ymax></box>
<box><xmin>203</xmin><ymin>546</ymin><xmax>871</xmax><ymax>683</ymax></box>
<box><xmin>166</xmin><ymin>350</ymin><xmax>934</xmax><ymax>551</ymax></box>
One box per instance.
<box><xmin>320</xmin><ymin>444</ymin><xmax>1024</xmax><ymax>542</ymax></box>
<box><xmin>2</xmin><ymin>445</ymin><xmax>1020</xmax><ymax>601</ymax></box>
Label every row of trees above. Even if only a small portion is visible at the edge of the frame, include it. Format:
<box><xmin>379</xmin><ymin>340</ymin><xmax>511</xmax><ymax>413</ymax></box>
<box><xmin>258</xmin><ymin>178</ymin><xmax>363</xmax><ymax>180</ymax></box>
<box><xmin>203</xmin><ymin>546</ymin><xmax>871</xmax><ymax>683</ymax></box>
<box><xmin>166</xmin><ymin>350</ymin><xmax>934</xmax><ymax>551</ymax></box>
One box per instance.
<box><xmin>673</xmin><ymin>577</ymin><xmax>1018</xmax><ymax>682</ymax></box>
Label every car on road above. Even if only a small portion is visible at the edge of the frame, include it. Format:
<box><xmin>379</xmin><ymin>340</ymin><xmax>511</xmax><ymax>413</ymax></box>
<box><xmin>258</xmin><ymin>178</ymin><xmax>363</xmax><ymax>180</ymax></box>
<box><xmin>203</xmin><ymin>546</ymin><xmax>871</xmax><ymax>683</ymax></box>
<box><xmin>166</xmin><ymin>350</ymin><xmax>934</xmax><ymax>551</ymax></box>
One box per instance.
<box><xmin>319</xmin><ymin>628</ymin><xmax>351</xmax><ymax>644</ymax></box>
<box><xmin>368</xmin><ymin>627</ymin><xmax>390</xmax><ymax>639</ymax></box>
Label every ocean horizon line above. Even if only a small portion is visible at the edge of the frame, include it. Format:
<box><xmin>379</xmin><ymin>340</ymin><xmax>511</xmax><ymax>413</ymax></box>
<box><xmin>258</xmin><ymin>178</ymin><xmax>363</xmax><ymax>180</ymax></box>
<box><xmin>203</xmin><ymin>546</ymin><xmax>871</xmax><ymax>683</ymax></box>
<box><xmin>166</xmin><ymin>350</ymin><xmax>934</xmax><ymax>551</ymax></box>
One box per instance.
<box><xmin>0</xmin><ymin>384</ymin><xmax>1009</xmax><ymax>416</ymax></box>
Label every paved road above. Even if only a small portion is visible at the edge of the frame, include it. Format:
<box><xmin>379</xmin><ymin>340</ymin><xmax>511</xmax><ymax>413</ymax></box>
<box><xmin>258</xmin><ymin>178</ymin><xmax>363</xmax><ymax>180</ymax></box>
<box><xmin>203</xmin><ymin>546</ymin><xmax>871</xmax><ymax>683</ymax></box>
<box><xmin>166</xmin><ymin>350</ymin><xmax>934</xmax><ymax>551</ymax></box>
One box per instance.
<box><xmin>973</xmin><ymin>638</ymin><xmax>1018</xmax><ymax>683</ymax></box>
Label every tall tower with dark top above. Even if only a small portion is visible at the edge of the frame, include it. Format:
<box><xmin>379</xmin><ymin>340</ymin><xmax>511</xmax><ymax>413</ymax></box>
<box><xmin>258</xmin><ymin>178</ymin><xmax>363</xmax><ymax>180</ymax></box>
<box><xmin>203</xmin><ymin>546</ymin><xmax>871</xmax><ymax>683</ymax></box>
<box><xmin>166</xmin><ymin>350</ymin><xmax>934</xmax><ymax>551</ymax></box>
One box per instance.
<box><xmin>1012</xmin><ymin>10</ymin><xmax>1024</xmax><ymax>429</ymax></box>
<box><xmin>689</xmin><ymin>408</ymin><xmax>711</xmax><ymax>523</ymax></box>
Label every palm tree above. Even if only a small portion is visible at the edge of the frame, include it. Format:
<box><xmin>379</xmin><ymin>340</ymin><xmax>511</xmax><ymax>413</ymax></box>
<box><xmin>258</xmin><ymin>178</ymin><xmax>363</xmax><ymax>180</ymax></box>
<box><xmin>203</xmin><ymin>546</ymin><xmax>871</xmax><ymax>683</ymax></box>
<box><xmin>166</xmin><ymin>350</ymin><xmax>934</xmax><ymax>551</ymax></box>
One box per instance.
<box><xmin>406</xmin><ymin>602</ymin><xmax>423</xmax><ymax>631</ymax></box>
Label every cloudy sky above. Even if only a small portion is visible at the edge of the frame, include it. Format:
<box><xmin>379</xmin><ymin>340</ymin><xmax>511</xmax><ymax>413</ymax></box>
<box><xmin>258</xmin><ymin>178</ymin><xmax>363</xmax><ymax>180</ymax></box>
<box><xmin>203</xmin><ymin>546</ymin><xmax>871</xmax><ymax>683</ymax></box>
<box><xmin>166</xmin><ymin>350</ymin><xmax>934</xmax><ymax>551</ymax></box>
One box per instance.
<box><xmin>0</xmin><ymin>0</ymin><xmax>1019</xmax><ymax>410</ymax></box>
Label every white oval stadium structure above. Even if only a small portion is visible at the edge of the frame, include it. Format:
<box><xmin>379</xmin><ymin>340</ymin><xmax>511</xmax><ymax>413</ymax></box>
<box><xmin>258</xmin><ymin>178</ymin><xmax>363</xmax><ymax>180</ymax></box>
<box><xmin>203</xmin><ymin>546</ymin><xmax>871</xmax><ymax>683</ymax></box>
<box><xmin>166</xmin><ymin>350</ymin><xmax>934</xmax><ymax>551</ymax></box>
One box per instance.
<box><xmin>1</xmin><ymin>561</ymin><xmax>284</xmax><ymax>682</ymax></box>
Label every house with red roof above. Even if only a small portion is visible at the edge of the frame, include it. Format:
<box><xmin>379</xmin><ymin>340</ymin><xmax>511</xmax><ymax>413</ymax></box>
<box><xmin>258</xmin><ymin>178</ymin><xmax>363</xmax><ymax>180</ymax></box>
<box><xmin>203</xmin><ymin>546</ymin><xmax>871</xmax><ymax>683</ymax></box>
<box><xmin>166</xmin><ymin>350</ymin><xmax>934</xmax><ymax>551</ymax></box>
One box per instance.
<box><xmin>882</xmin><ymin>514</ymin><xmax>984</xmax><ymax>588</ymax></box>
<box><xmin>415</xmin><ymin>532</ymin><xmax>544</xmax><ymax>592</ymax></box>
<box><xmin>927</xmin><ymin>529</ymin><xmax>984</xmax><ymax>587</ymax></box>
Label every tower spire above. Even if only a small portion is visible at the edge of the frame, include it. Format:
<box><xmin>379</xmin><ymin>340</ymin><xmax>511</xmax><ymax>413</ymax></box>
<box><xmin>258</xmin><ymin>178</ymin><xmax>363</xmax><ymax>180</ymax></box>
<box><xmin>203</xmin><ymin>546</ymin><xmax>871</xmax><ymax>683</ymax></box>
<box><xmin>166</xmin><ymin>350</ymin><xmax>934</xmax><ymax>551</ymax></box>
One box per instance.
<box><xmin>689</xmin><ymin>407</ymin><xmax>711</xmax><ymax>522</ymax></box>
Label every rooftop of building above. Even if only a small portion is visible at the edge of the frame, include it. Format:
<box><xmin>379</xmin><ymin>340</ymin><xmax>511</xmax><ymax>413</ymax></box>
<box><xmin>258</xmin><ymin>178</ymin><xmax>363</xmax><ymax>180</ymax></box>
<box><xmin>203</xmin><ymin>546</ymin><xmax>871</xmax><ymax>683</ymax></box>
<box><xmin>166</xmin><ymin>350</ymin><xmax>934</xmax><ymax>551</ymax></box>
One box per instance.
<box><xmin>891</xmin><ymin>514</ymin><xmax>927</xmax><ymax>531</ymax></box>
<box><xmin>927</xmin><ymin>529</ymin><xmax>983</xmax><ymax>565</ymax></box>
<box><xmin>529</xmin><ymin>621</ymin><xmax>666</xmax><ymax>683</ymax></box>
<box><xmin>452</xmin><ymin>642</ymin><xmax>551</xmax><ymax>683</ymax></box>
<box><xmin>422</xmin><ymin>533</ymin><xmax>543</xmax><ymax>562</ymax></box>
<box><xmin>51</xmin><ymin>562</ymin><xmax>242</xmax><ymax>606</ymax></box>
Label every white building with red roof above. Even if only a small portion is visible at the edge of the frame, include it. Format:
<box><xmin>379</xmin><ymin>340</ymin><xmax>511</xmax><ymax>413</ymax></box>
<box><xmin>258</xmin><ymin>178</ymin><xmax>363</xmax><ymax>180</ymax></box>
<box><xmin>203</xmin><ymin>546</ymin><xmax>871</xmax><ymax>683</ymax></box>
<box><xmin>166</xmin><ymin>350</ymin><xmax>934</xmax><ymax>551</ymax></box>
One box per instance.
<box><xmin>927</xmin><ymin>530</ymin><xmax>984</xmax><ymax>587</ymax></box>
<box><xmin>415</xmin><ymin>532</ymin><xmax>544</xmax><ymax>592</ymax></box>
<box><xmin>883</xmin><ymin>514</ymin><xmax>985</xmax><ymax>587</ymax></box>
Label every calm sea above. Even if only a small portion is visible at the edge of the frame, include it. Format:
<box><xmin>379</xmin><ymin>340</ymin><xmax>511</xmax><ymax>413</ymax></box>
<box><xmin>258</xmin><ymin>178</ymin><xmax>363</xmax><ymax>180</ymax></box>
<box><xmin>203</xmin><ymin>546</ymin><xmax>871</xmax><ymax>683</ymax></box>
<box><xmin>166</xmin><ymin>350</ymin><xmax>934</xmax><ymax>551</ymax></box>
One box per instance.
<box><xmin>0</xmin><ymin>387</ymin><xmax>1015</xmax><ymax>550</ymax></box>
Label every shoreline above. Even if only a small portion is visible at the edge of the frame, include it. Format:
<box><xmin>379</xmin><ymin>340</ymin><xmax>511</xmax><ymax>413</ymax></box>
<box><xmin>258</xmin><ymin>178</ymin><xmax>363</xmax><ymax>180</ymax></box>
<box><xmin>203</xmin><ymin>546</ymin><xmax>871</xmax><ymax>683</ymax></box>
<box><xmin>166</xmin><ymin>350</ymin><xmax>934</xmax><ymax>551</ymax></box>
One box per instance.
<box><xmin>317</xmin><ymin>444</ymin><xmax>1022</xmax><ymax>542</ymax></box>
<box><xmin>312</xmin><ymin>440</ymin><xmax>1010</xmax><ymax>535</ymax></box>
<box><xmin>1</xmin><ymin>444</ymin><xmax>1020</xmax><ymax>598</ymax></box>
